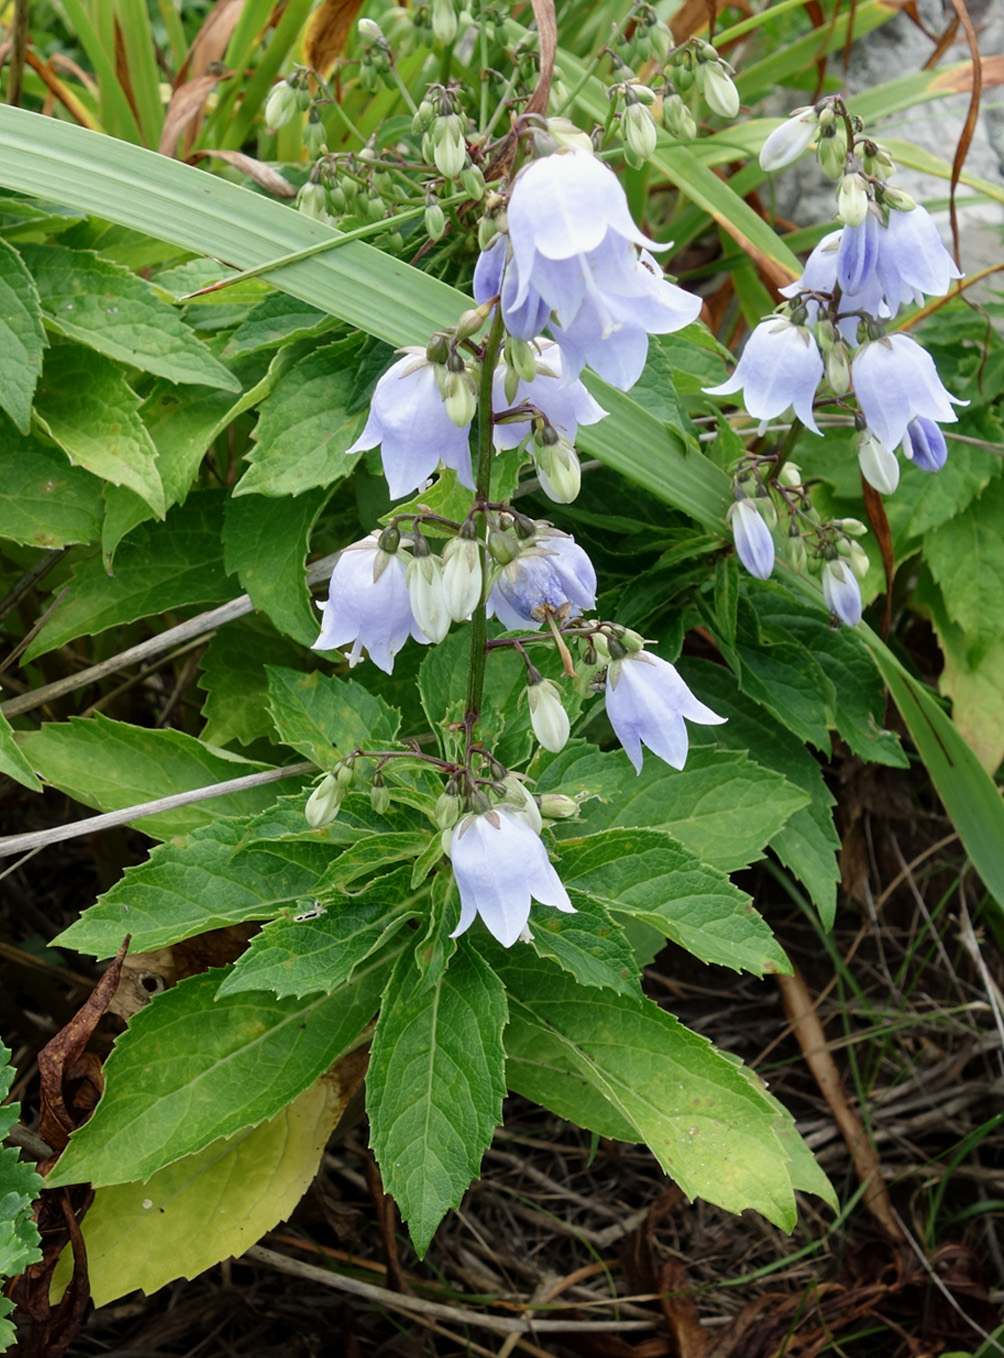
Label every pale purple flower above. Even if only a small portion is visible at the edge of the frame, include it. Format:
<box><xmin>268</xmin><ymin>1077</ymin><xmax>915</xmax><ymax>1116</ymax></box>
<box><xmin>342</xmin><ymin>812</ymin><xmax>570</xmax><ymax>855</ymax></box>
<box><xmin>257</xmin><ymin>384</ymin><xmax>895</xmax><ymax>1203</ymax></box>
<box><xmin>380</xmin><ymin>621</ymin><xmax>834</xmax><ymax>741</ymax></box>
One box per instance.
<box><xmin>347</xmin><ymin>352</ymin><xmax>474</xmax><ymax>500</ymax></box>
<box><xmin>500</xmin><ymin>150</ymin><xmax>700</xmax><ymax>387</ymax></box>
<box><xmin>605</xmin><ymin>651</ymin><xmax>726</xmax><ymax>773</ymax></box>
<box><xmin>492</xmin><ymin>340</ymin><xmax>607</xmax><ymax>450</ymax></box>
<box><xmin>450</xmin><ymin>809</ymin><xmax>574</xmax><ymax>947</ymax></box>
<box><xmin>780</xmin><ymin>230</ymin><xmax>884</xmax><ymax>342</ymax></box>
<box><xmin>901</xmin><ymin>416</ymin><xmax>948</xmax><ymax>472</ymax></box>
<box><xmin>313</xmin><ymin>534</ymin><xmax>427</xmax><ymax>674</ymax></box>
<box><xmin>837</xmin><ymin>211</ymin><xmax>881</xmax><ymax>296</ymax></box>
<box><xmin>474</xmin><ymin>235</ymin><xmax>551</xmax><ymax>339</ymax></box>
<box><xmin>851</xmin><ymin>334</ymin><xmax>964</xmax><ymax>452</ymax></box>
<box><xmin>878</xmin><ymin>206</ymin><xmax>962</xmax><ymax>312</ymax></box>
<box><xmin>705</xmin><ymin>318</ymin><xmax>824</xmax><ymax>433</ymax></box>
<box><xmin>729</xmin><ymin>498</ymin><xmax>775</xmax><ymax>579</ymax></box>
<box><xmin>821</xmin><ymin>559</ymin><xmax>862</xmax><ymax>627</ymax></box>
<box><xmin>488</xmin><ymin>529</ymin><xmax>596</xmax><ymax>630</ymax></box>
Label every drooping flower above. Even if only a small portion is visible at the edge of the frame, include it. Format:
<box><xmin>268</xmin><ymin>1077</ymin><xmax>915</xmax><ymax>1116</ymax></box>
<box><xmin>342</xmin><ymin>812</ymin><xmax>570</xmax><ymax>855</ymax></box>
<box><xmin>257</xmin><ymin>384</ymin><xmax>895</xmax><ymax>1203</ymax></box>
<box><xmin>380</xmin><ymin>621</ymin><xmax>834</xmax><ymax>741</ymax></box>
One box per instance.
<box><xmin>704</xmin><ymin>318</ymin><xmax>824</xmax><ymax>433</ymax></box>
<box><xmin>441</xmin><ymin>532</ymin><xmax>483</xmax><ymax>620</ymax></box>
<box><xmin>901</xmin><ymin>415</ymin><xmax>948</xmax><ymax>473</ymax></box>
<box><xmin>605</xmin><ymin>651</ymin><xmax>726</xmax><ymax>772</ymax></box>
<box><xmin>488</xmin><ymin>528</ymin><xmax>596</xmax><ymax>630</ymax></box>
<box><xmin>728</xmin><ymin>498</ymin><xmax>775</xmax><ymax>579</ymax></box>
<box><xmin>821</xmin><ymin>558</ymin><xmax>862</xmax><ymax>627</ymax></box>
<box><xmin>313</xmin><ymin>534</ymin><xmax>427</xmax><ymax>674</ymax></box>
<box><xmin>491</xmin><ymin>340</ymin><xmax>607</xmax><ymax>450</ymax></box>
<box><xmin>851</xmin><ymin>333</ymin><xmax>964</xmax><ymax>453</ymax></box>
<box><xmin>494</xmin><ymin>149</ymin><xmax>700</xmax><ymax>388</ymax></box>
<box><xmin>347</xmin><ymin>351</ymin><xmax>474</xmax><ymax>500</ymax></box>
<box><xmin>527</xmin><ymin>677</ymin><xmax>571</xmax><ymax>753</ymax></box>
<box><xmin>759</xmin><ymin>108</ymin><xmax>818</xmax><ymax>172</ymax></box>
<box><xmin>449</xmin><ymin>809</ymin><xmax>575</xmax><ymax>947</ymax></box>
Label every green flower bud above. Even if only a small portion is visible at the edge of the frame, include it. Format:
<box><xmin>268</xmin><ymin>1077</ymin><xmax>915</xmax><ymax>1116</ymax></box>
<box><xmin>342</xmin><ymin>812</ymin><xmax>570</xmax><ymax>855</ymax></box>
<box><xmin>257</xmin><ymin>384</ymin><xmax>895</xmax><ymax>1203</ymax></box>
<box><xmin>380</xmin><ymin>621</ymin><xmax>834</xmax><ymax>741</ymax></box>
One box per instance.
<box><xmin>433</xmin><ymin>115</ymin><xmax>466</xmax><ymax>179</ymax></box>
<box><xmin>504</xmin><ymin>337</ymin><xmax>537</xmax><ymax>384</ymax></box>
<box><xmin>477</xmin><ymin>215</ymin><xmax>498</xmax><ymax>251</ymax></box>
<box><xmin>431</xmin><ymin>0</ymin><xmax>458</xmax><ymax>44</ymax></box>
<box><xmin>297</xmin><ymin>181</ymin><xmax>328</xmax><ymax>221</ymax></box>
<box><xmin>303</xmin><ymin>111</ymin><xmax>325</xmax><ymax>160</ymax></box>
<box><xmin>370</xmin><ymin>772</ymin><xmax>391</xmax><ymax>816</ymax></box>
<box><xmin>825</xmin><ymin>341</ymin><xmax>851</xmax><ymax>396</ymax></box>
<box><xmin>425</xmin><ymin>201</ymin><xmax>447</xmax><ymax>240</ymax></box>
<box><xmin>264</xmin><ymin>81</ymin><xmax>298</xmax><ymax>132</ymax></box>
<box><xmin>777</xmin><ymin>461</ymin><xmax>802</xmax><ymax>488</ymax></box>
<box><xmin>786</xmin><ymin>534</ymin><xmax>807</xmax><ymax>573</ymax></box>
<box><xmin>444</xmin><ymin>370</ymin><xmax>476</xmax><ymax>427</ymax></box>
<box><xmin>539</xmin><ymin>793</ymin><xmax>580</xmax><ymax>821</ymax></box>
<box><xmin>488</xmin><ymin>526</ymin><xmax>519</xmax><ymax>565</ymax></box>
<box><xmin>882</xmin><ymin>187</ymin><xmax>916</xmax><ymax>213</ymax></box>
<box><xmin>700</xmin><ymin>62</ymin><xmax>740</xmax><ymax>119</ymax></box>
<box><xmin>622</xmin><ymin>101</ymin><xmax>657</xmax><ymax>160</ymax></box>
<box><xmin>662</xmin><ymin>92</ymin><xmax>697</xmax><ymax>141</ymax></box>
<box><xmin>817</xmin><ymin>124</ymin><xmax>848</xmax><ymax>180</ymax></box>
<box><xmin>358</xmin><ymin>17</ymin><xmax>384</xmax><ymax>44</ymax></box>
<box><xmin>435</xmin><ymin>791</ymin><xmax>462</xmax><ymax>831</ymax></box>
<box><xmin>533</xmin><ymin>437</ymin><xmax>581</xmax><ymax>504</ymax></box>
<box><xmin>460</xmin><ymin>163</ymin><xmax>485</xmax><ymax>200</ymax></box>
<box><xmin>527</xmin><ymin>677</ymin><xmax>570</xmax><ymax>753</ymax></box>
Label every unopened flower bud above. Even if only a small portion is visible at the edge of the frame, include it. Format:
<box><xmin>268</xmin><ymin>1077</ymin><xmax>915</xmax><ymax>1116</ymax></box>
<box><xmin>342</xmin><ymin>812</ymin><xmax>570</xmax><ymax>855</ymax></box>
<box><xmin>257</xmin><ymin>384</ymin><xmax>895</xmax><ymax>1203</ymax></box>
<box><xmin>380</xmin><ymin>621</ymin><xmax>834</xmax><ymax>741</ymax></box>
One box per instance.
<box><xmin>538</xmin><ymin>117</ymin><xmax>593</xmax><ymax>154</ymax></box>
<box><xmin>777</xmin><ymin>461</ymin><xmax>802</xmax><ymax>488</ymax></box>
<box><xmin>370</xmin><ymin>772</ymin><xmax>391</xmax><ymax>815</ymax></box>
<box><xmin>413</xmin><ymin>98</ymin><xmax>436</xmax><ymax>134</ymax></box>
<box><xmin>435</xmin><ymin>791</ymin><xmax>462</xmax><ymax>831</ymax></box>
<box><xmin>477</xmin><ymin>215</ymin><xmax>498</xmax><ymax>251</ymax></box>
<box><xmin>857</xmin><ymin>429</ymin><xmax>899</xmax><ymax>496</ymax></box>
<box><xmin>862</xmin><ymin>141</ymin><xmax>896</xmax><ymax>180</ymax></box>
<box><xmin>407</xmin><ymin>537</ymin><xmax>450</xmax><ymax>642</ymax></box>
<box><xmin>837</xmin><ymin>173</ymin><xmax>870</xmax><ymax>228</ymax></box>
<box><xmin>265</xmin><ymin>81</ymin><xmax>298</xmax><ymax>131</ymax></box>
<box><xmin>786</xmin><ymin>533</ymin><xmax>807</xmax><ymax>574</ymax></box>
<box><xmin>539</xmin><ymin>793</ymin><xmax>579</xmax><ymax>821</ymax></box>
<box><xmin>335</xmin><ymin>757</ymin><xmax>356</xmax><ymax>788</ymax></box>
<box><xmin>662</xmin><ymin>92</ymin><xmax>697</xmax><ymax>141</ymax></box>
<box><xmin>759</xmin><ymin>107</ymin><xmax>817</xmax><ymax>172</ymax></box>
<box><xmin>431</xmin><ymin>0</ymin><xmax>458</xmax><ymax>45</ymax></box>
<box><xmin>836</xmin><ymin>517</ymin><xmax>867</xmax><ymax>537</ymax></box>
<box><xmin>728</xmin><ymin>498</ymin><xmax>775</xmax><ymax>580</ymax></box>
<box><xmin>622</xmin><ymin>101</ymin><xmax>658</xmax><ymax>160</ymax></box>
<box><xmin>455</xmin><ymin>306</ymin><xmax>489</xmax><ymax>342</ymax></box>
<box><xmin>501</xmin><ymin>775</ymin><xmax>543</xmax><ymax>835</ymax></box>
<box><xmin>817</xmin><ymin>124</ymin><xmax>848</xmax><ymax>180</ymax></box>
<box><xmin>700</xmin><ymin>62</ymin><xmax>740</xmax><ymax>119</ymax></box>
<box><xmin>488</xmin><ymin>525</ymin><xmax>519</xmax><ymax>565</ymax></box>
<box><xmin>297</xmin><ymin>181</ymin><xmax>328</xmax><ymax>221</ymax></box>
<box><xmin>533</xmin><ymin>437</ymin><xmax>581</xmax><ymax>504</ymax></box>
<box><xmin>460</xmin><ymin>163</ymin><xmax>485</xmax><ymax>200</ymax></box>
<box><xmin>305</xmin><ymin>773</ymin><xmax>344</xmax><ymax>829</ymax></box>
<box><xmin>303</xmin><ymin>111</ymin><xmax>325</xmax><ymax>159</ymax></box>
<box><xmin>847</xmin><ymin>541</ymin><xmax>870</xmax><ymax>579</ymax></box>
<box><xmin>358</xmin><ymin>17</ymin><xmax>384</xmax><ymax>43</ymax></box>
<box><xmin>527</xmin><ymin>677</ymin><xmax>570</xmax><ymax>753</ymax></box>
<box><xmin>432</xmin><ymin>114</ymin><xmax>466</xmax><ymax>179</ymax></box>
<box><xmin>442</xmin><ymin>530</ymin><xmax>482</xmax><ymax>620</ymax></box>
<box><xmin>825</xmin><ymin>341</ymin><xmax>851</xmax><ymax>396</ymax></box>
<box><xmin>425</xmin><ymin>201</ymin><xmax>446</xmax><ymax>240</ymax></box>
<box><xmin>444</xmin><ymin>369</ymin><xmax>476</xmax><ymax>427</ymax></box>
<box><xmin>882</xmin><ymin>187</ymin><xmax>916</xmax><ymax>212</ymax></box>
<box><xmin>504</xmin><ymin>337</ymin><xmax>537</xmax><ymax>384</ymax></box>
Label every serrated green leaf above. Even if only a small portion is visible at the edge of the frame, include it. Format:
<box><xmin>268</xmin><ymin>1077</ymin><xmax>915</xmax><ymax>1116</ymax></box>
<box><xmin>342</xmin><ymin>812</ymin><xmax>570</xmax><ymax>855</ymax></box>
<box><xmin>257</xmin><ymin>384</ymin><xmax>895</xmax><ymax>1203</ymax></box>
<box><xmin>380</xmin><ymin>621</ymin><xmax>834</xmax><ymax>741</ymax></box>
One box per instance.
<box><xmin>495</xmin><ymin>949</ymin><xmax>827</xmax><ymax>1229</ymax></box>
<box><xmin>530</xmin><ymin>892</ymin><xmax>642</xmax><ymax>997</ymax></box>
<box><xmin>0</xmin><ymin>236</ymin><xmax>46</xmax><ymax>432</ymax></box>
<box><xmin>369</xmin><ymin>941</ymin><xmax>507</xmax><ymax>1256</ymax></box>
<box><xmin>198</xmin><ymin>621</ymin><xmax>303</xmax><ymax>748</ymax></box>
<box><xmin>557</xmin><ymin>746</ymin><xmax>808</xmax><ymax>874</ymax></box>
<box><xmin>216</xmin><ymin>865</ymin><xmax>422</xmax><ymax>999</ymax></box>
<box><xmin>0</xmin><ymin>422</ymin><xmax>102</xmax><ymax>548</ymax></box>
<box><xmin>17</xmin><ymin>713</ymin><xmax>284</xmax><ymax>841</ymax></box>
<box><xmin>926</xmin><ymin>477</ymin><xmax>1004</xmax><ymax>669</ymax></box>
<box><xmin>21</xmin><ymin>243</ymin><xmax>238</xmax><ymax>390</ymax></box>
<box><xmin>46</xmin><ymin>949</ymin><xmax>399</xmax><ymax>1189</ymax></box>
<box><xmin>734</xmin><ymin>598</ymin><xmax>834</xmax><ymax>751</ymax></box>
<box><xmin>419</xmin><ymin>629</ymin><xmax>534</xmax><ymax>770</ymax></box>
<box><xmin>33</xmin><ymin>345</ymin><xmax>165</xmax><ymax>517</ymax></box>
<box><xmin>53</xmin><ymin>818</ymin><xmax>332</xmax><ymax>959</ymax></box>
<box><xmin>266</xmin><ymin>666</ymin><xmax>401</xmax><ymax>767</ymax></box>
<box><xmin>24</xmin><ymin>490</ymin><xmax>236</xmax><ymax>661</ymax></box>
<box><xmin>223</xmin><ymin>486</ymin><xmax>331</xmax><ymax>645</ymax></box>
<box><xmin>234</xmin><ymin>338</ymin><xmax>365</xmax><ymax>497</ymax></box>
<box><xmin>757</xmin><ymin>592</ymin><xmax>908</xmax><ymax>768</ymax></box>
<box><xmin>51</xmin><ymin>1072</ymin><xmax>354</xmax><ymax>1308</ymax></box>
<box><xmin>221</xmin><ymin>291</ymin><xmax>337</xmax><ymax>358</ymax></box>
<box><xmin>679</xmin><ymin>660</ymin><xmax>840</xmax><ymax>928</ymax></box>
<box><xmin>1</xmin><ymin>1044</ymin><xmax>43</xmax><ymax>1285</ymax></box>
<box><xmin>0</xmin><ymin>707</ymin><xmax>42</xmax><ymax>792</ymax></box>
<box><xmin>556</xmin><ymin>829</ymin><xmax>789</xmax><ymax>977</ymax></box>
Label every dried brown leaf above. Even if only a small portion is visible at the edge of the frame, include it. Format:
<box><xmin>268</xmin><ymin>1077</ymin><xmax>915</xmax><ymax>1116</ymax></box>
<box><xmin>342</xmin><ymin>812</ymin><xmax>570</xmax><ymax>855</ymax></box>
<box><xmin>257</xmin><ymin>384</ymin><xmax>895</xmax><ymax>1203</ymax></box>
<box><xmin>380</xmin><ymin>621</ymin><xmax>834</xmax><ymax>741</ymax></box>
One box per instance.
<box><xmin>303</xmin><ymin>0</ymin><xmax>366</xmax><ymax>79</ymax></box>
<box><xmin>159</xmin><ymin>70</ymin><xmax>232</xmax><ymax>158</ymax></box>
<box><xmin>931</xmin><ymin>54</ymin><xmax>1004</xmax><ymax>91</ymax></box>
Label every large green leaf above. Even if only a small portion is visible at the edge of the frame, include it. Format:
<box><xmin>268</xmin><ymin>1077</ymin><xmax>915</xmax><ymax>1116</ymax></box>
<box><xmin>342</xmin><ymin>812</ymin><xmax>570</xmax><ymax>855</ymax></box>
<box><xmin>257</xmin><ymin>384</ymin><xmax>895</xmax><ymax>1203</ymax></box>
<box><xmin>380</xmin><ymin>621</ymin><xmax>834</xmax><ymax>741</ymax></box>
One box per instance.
<box><xmin>0</xmin><ymin>421</ymin><xmax>102</xmax><ymax>549</ymax></box>
<box><xmin>52</xmin><ymin>817</ymin><xmax>333</xmax><ymax>959</ymax></box>
<box><xmin>0</xmin><ymin>236</ymin><xmax>46</xmax><ymax>432</ymax></box>
<box><xmin>368</xmin><ymin>942</ymin><xmax>508</xmax><ymax>1257</ymax></box>
<box><xmin>266</xmin><ymin>667</ymin><xmax>401</xmax><ymax>767</ymax></box>
<box><xmin>17</xmin><ymin>714</ymin><xmax>283</xmax><ymax>840</ymax></box>
<box><xmin>46</xmin><ymin>951</ymin><xmax>398</xmax><ymax>1188</ymax></box>
<box><xmin>20</xmin><ymin>243</ymin><xmax>239</xmax><ymax>390</ymax></box>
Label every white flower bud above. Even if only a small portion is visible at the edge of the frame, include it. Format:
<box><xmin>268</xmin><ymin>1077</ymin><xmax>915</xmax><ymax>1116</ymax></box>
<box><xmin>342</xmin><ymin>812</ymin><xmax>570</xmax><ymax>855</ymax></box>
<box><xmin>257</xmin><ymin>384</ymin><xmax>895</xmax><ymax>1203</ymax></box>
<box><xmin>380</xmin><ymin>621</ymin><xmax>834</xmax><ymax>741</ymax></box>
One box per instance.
<box><xmin>433</xmin><ymin>115</ymin><xmax>466</xmax><ymax>179</ymax></box>
<box><xmin>297</xmin><ymin>182</ymin><xmax>328</xmax><ymax>221</ymax></box>
<box><xmin>534</xmin><ymin>438</ymin><xmax>581</xmax><ymax>504</ymax></box>
<box><xmin>265</xmin><ymin>81</ymin><xmax>298</xmax><ymax>132</ymax></box>
<box><xmin>837</xmin><ymin>173</ymin><xmax>870</xmax><ymax>228</ymax></box>
<box><xmin>759</xmin><ymin>108</ymin><xmax>817</xmax><ymax>172</ymax></box>
<box><xmin>539</xmin><ymin>793</ymin><xmax>579</xmax><ymax>820</ymax></box>
<box><xmin>431</xmin><ymin>0</ymin><xmax>458</xmax><ymax>45</ymax></box>
<box><xmin>407</xmin><ymin>546</ymin><xmax>450</xmax><ymax>642</ymax></box>
<box><xmin>305</xmin><ymin>773</ymin><xmax>344</xmax><ymax>829</ymax></box>
<box><xmin>442</xmin><ymin>533</ymin><xmax>483</xmax><ymax>620</ymax></box>
<box><xmin>848</xmin><ymin>541</ymin><xmax>870</xmax><ymax>579</ymax></box>
<box><xmin>358</xmin><ymin>17</ymin><xmax>384</xmax><ymax>44</ymax></box>
<box><xmin>528</xmin><ymin>678</ymin><xmax>570</xmax><ymax>753</ymax></box>
<box><xmin>825</xmin><ymin>341</ymin><xmax>851</xmax><ymax>396</ymax></box>
<box><xmin>857</xmin><ymin>430</ymin><xmax>900</xmax><ymax>496</ymax></box>
<box><xmin>539</xmin><ymin>117</ymin><xmax>594</xmax><ymax>154</ymax></box>
<box><xmin>622</xmin><ymin>102</ymin><xmax>657</xmax><ymax>160</ymax></box>
<box><xmin>777</xmin><ymin>461</ymin><xmax>802</xmax><ymax>488</ymax></box>
<box><xmin>436</xmin><ymin>791</ymin><xmax>462</xmax><ymax>831</ymax></box>
<box><xmin>663</xmin><ymin>94</ymin><xmax>696</xmax><ymax>141</ymax></box>
<box><xmin>444</xmin><ymin>370</ymin><xmax>476</xmax><ymax>427</ymax></box>
<box><xmin>700</xmin><ymin>62</ymin><xmax>740</xmax><ymax>119</ymax></box>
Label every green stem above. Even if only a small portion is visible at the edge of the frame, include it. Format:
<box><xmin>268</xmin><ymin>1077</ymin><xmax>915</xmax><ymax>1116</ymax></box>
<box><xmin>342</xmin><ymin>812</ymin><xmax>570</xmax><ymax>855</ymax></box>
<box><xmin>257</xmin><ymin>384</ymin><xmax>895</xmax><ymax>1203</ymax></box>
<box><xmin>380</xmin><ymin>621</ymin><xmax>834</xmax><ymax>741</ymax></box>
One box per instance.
<box><xmin>764</xmin><ymin>416</ymin><xmax>804</xmax><ymax>484</ymax></box>
<box><xmin>464</xmin><ymin>307</ymin><xmax>508</xmax><ymax>735</ymax></box>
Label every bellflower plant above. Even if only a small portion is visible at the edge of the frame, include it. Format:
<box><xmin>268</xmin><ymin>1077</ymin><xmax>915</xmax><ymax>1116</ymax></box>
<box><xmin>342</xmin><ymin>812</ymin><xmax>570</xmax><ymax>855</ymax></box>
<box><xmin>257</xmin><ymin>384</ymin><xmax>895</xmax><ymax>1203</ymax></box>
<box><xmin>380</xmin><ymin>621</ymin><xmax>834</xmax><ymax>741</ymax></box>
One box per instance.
<box><xmin>606</xmin><ymin>650</ymin><xmax>727</xmax><ymax>772</ymax></box>
<box><xmin>852</xmin><ymin>333</ymin><xmax>965</xmax><ymax>452</ymax></box>
<box><xmin>728</xmin><ymin>498</ymin><xmax>776</xmax><ymax>579</ymax></box>
<box><xmin>705</xmin><ymin>317</ymin><xmax>824</xmax><ymax>433</ymax></box>
<box><xmin>313</xmin><ymin>533</ymin><xmax>428</xmax><ymax>673</ymax></box>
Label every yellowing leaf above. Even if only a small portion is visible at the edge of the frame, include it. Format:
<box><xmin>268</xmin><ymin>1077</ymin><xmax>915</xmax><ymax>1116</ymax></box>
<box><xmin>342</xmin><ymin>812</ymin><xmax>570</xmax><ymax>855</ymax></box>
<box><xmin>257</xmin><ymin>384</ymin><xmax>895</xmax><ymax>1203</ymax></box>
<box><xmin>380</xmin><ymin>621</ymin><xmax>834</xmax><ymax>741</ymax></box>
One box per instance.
<box><xmin>302</xmin><ymin>0</ymin><xmax>365</xmax><ymax>79</ymax></box>
<box><xmin>51</xmin><ymin>1055</ymin><xmax>366</xmax><ymax>1307</ymax></box>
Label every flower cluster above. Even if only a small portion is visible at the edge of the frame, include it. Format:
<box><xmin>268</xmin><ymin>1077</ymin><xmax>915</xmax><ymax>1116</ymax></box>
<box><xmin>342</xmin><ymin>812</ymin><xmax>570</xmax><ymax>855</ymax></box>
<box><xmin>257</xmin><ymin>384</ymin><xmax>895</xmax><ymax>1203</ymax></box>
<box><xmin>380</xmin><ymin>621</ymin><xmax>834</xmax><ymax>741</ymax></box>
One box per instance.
<box><xmin>704</xmin><ymin>94</ymin><xmax>966</xmax><ymax>626</ymax></box>
<box><xmin>309</xmin><ymin>131</ymin><xmax>725</xmax><ymax>949</ymax></box>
